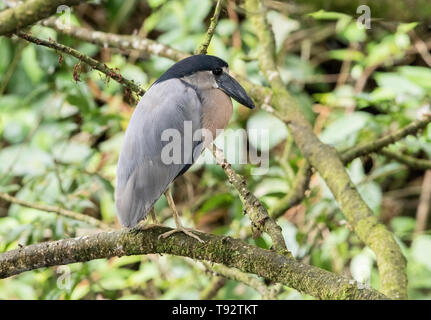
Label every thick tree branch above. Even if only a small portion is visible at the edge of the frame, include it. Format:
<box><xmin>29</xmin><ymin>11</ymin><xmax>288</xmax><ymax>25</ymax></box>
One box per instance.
<box><xmin>244</xmin><ymin>0</ymin><xmax>407</xmax><ymax>299</ymax></box>
<box><xmin>0</xmin><ymin>0</ymin><xmax>86</xmax><ymax>36</ymax></box>
<box><xmin>0</xmin><ymin>227</ymin><xmax>387</xmax><ymax>300</ymax></box>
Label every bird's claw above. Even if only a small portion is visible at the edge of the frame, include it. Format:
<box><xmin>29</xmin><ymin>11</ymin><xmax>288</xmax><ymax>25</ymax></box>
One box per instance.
<box><xmin>158</xmin><ymin>227</ymin><xmax>204</xmax><ymax>243</ymax></box>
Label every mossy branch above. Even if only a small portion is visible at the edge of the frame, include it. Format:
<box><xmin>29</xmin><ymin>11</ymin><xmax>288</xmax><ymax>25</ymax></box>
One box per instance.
<box><xmin>0</xmin><ymin>0</ymin><xmax>85</xmax><ymax>36</ymax></box>
<box><xmin>195</xmin><ymin>0</ymin><xmax>225</xmax><ymax>55</ymax></box>
<box><xmin>341</xmin><ymin>116</ymin><xmax>431</xmax><ymax>164</ymax></box>
<box><xmin>0</xmin><ymin>227</ymin><xmax>388</xmax><ymax>300</ymax></box>
<box><xmin>195</xmin><ymin>7</ymin><xmax>289</xmax><ymax>256</ymax></box>
<box><xmin>211</xmin><ymin>146</ymin><xmax>290</xmax><ymax>256</ymax></box>
<box><xmin>379</xmin><ymin>149</ymin><xmax>431</xmax><ymax>170</ymax></box>
<box><xmin>244</xmin><ymin>0</ymin><xmax>407</xmax><ymax>299</ymax></box>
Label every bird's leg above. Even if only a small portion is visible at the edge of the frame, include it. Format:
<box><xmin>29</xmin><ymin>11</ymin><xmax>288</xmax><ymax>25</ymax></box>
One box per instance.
<box><xmin>159</xmin><ymin>189</ymin><xmax>204</xmax><ymax>243</ymax></box>
<box><xmin>130</xmin><ymin>208</ymin><xmax>164</xmax><ymax>232</ymax></box>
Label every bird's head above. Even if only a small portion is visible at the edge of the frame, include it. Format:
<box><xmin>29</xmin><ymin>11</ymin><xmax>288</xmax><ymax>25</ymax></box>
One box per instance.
<box><xmin>154</xmin><ymin>54</ymin><xmax>255</xmax><ymax>109</ymax></box>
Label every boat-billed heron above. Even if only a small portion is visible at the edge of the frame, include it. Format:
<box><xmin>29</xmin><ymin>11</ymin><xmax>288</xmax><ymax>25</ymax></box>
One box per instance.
<box><xmin>115</xmin><ymin>54</ymin><xmax>255</xmax><ymax>242</ymax></box>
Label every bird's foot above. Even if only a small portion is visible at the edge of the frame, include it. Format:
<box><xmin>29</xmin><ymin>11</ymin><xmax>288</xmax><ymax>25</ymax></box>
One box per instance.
<box><xmin>158</xmin><ymin>227</ymin><xmax>204</xmax><ymax>243</ymax></box>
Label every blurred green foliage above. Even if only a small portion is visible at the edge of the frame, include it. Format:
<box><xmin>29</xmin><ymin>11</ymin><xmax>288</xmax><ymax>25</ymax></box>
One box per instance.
<box><xmin>0</xmin><ymin>0</ymin><xmax>430</xmax><ymax>300</ymax></box>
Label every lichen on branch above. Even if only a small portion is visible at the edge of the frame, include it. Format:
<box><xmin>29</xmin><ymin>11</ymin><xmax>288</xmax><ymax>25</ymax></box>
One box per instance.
<box><xmin>244</xmin><ymin>0</ymin><xmax>407</xmax><ymax>299</ymax></box>
<box><xmin>0</xmin><ymin>227</ymin><xmax>388</xmax><ymax>300</ymax></box>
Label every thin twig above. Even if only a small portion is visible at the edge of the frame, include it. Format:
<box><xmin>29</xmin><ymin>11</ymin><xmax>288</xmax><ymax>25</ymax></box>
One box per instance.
<box><xmin>211</xmin><ymin>146</ymin><xmax>290</xmax><ymax>256</ymax></box>
<box><xmin>42</xmin><ymin>18</ymin><xmax>189</xmax><ymax>62</ymax></box>
<box><xmin>203</xmin><ymin>262</ymin><xmax>279</xmax><ymax>299</ymax></box>
<box><xmin>200</xmin><ymin>276</ymin><xmax>227</xmax><ymax>300</ymax></box>
<box><xmin>414</xmin><ymin>170</ymin><xmax>431</xmax><ymax>235</ymax></box>
<box><xmin>0</xmin><ymin>191</ymin><xmax>110</xmax><ymax>230</ymax></box>
<box><xmin>16</xmin><ymin>31</ymin><xmax>146</xmax><ymax>97</ymax></box>
<box><xmin>341</xmin><ymin>115</ymin><xmax>431</xmax><ymax>164</ymax></box>
<box><xmin>195</xmin><ymin>0</ymin><xmax>225</xmax><ymax>55</ymax></box>
<box><xmin>380</xmin><ymin>149</ymin><xmax>431</xmax><ymax>170</ymax></box>
<box><xmin>0</xmin><ymin>41</ymin><xmax>25</xmax><ymax>95</ymax></box>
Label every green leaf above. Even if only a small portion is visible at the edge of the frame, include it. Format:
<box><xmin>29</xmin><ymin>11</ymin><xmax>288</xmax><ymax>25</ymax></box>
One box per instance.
<box><xmin>412</xmin><ymin>235</ymin><xmax>431</xmax><ymax>270</ymax></box>
<box><xmin>390</xmin><ymin>217</ymin><xmax>416</xmax><ymax>237</ymax></box>
<box><xmin>320</xmin><ymin>112</ymin><xmax>370</xmax><ymax>146</ymax></box>
<box><xmin>52</xmin><ymin>142</ymin><xmax>92</xmax><ymax>164</ymax></box>
<box><xmin>22</xmin><ymin>45</ymin><xmax>44</xmax><ymax>84</ymax></box>
<box><xmin>398</xmin><ymin>66</ymin><xmax>431</xmax><ymax>91</ymax></box>
<box><xmin>254</xmin><ymin>178</ymin><xmax>289</xmax><ymax>197</ymax></box>
<box><xmin>267</xmin><ymin>11</ymin><xmax>299</xmax><ymax>52</ymax></box>
<box><xmin>121</xmin><ymin>64</ymin><xmax>147</xmax><ymax>86</ymax></box>
<box><xmin>374</xmin><ymin>72</ymin><xmax>424</xmax><ymax>99</ymax></box>
<box><xmin>357</xmin><ymin>182</ymin><xmax>382</xmax><ymax>213</ymax></box>
<box><xmin>0</xmin><ymin>37</ymin><xmax>11</xmax><ymax>75</ymax></box>
<box><xmin>0</xmin><ymin>145</ymin><xmax>53</xmax><ymax>176</ymax></box>
<box><xmin>397</xmin><ymin>22</ymin><xmax>418</xmax><ymax>34</ymax></box>
<box><xmin>198</xmin><ymin>193</ymin><xmax>233</xmax><ymax>214</ymax></box>
<box><xmin>308</xmin><ymin>10</ymin><xmax>351</xmax><ymax>20</ymax></box>
<box><xmin>329</xmin><ymin>49</ymin><xmax>364</xmax><ymax>62</ymax></box>
<box><xmin>247</xmin><ymin>110</ymin><xmax>288</xmax><ymax>152</ymax></box>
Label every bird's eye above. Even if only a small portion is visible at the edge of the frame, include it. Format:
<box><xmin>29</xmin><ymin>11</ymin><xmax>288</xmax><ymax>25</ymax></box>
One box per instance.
<box><xmin>212</xmin><ymin>68</ymin><xmax>223</xmax><ymax>76</ymax></box>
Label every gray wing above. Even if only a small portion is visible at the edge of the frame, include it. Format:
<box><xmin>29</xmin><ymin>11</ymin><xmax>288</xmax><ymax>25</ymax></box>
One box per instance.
<box><xmin>115</xmin><ymin>79</ymin><xmax>203</xmax><ymax>227</ymax></box>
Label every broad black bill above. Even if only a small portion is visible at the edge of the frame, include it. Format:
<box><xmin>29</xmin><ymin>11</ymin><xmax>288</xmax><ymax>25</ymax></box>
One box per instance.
<box><xmin>216</xmin><ymin>73</ymin><xmax>255</xmax><ymax>109</ymax></box>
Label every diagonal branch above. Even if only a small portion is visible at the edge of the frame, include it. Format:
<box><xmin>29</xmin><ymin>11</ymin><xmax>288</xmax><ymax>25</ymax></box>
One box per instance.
<box><xmin>211</xmin><ymin>146</ymin><xmax>290</xmax><ymax>256</ymax></box>
<box><xmin>379</xmin><ymin>149</ymin><xmax>431</xmax><ymax>170</ymax></box>
<box><xmin>341</xmin><ymin>116</ymin><xmax>431</xmax><ymax>164</ymax></box>
<box><xmin>194</xmin><ymin>4</ymin><xmax>289</xmax><ymax>256</ymax></box>
<box><xmin>203</xmin><ymin>261</ymin><xmax>280</xmax><ymax>299</ymax></box>
<box><xmin>195</xmin><ymin>0</ymin><xmax>225</xmax><ymax>55</ymax></box>
<box><xmin>41</xmin><ymin>18</ymin><xmax>189</xmax><ymax>62</ymax></box>
<box><xmin>244</xmin><ymin>0</ymin><xmax>407</xmax><ymax>299</ymax></box>
<box><xmin>17</xmin><ymin>31</ymin><xmax>146</xmax><ymax>96</ymax></box>
<box><xmin>0</xmin><ymin>227</ymin><xmax>388</xmax><ymax>300</ymax></box>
